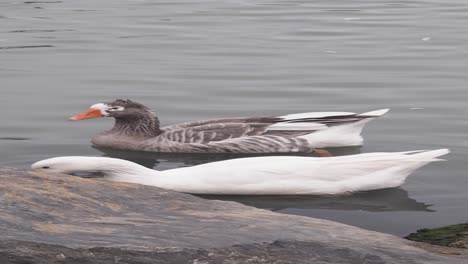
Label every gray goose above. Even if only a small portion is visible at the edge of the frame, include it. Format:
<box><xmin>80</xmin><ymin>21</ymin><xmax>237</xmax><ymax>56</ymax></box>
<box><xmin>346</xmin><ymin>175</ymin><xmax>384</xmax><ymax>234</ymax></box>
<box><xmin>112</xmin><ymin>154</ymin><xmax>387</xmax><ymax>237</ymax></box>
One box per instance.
<box><xmin>69</xmin><ymin>99</ymin><xmax>388</xmax><ymax>154</ymax></box>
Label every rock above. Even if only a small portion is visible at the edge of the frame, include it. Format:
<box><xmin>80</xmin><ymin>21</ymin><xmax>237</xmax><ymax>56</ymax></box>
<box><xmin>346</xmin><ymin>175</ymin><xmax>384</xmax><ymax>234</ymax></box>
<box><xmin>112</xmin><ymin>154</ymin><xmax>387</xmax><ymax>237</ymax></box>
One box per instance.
<box><xmin>0</xmin><ymin>167</ymin><xmax>467</xmax><ymax>264</ymax></box>
<box><xmin>406</xmin><ymin>223</ymin><xmax>468</xmax><ymax>249</ymax></box>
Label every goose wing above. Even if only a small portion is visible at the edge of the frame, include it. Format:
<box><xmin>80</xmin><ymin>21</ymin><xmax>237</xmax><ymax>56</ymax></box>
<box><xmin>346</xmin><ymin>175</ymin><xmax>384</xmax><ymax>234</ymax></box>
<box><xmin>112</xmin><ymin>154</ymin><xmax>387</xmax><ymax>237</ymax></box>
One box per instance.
<box><xmin>159</xmin><ymin>123</ymin><xmax>269</xmax><ymax>144</ymax></box>
<box><xmin>161</xmin><ymin>122</ymin><xmax>323</xmax><ymax>144</ymax></box>
<box><xmin>162</xmin><ymin>156</ymin><xmax>388</xmax><ymax>195</ymax></box>
<box><xmin>161</xmin><ymin>117</ymin><xmax>276</xmax><ymax>131</ymax></box>
<box><xmin>161</xmin><ymin>150</ymin><xmax>447</xmax><ymax>195</ymax></box>
<box><xmin>161</xmin><ymin>112</ymin><xmax>357</xmax><ymax>132</ymax></box>
<box><xmin>160</xmin><ymin>110</ymin><xmax>387</xmax><ymax>144</ymax></box>
<box><xmin>154</xmin><ymin>123</ymin><xmax>313</xmax><ymax>152</ymax></box>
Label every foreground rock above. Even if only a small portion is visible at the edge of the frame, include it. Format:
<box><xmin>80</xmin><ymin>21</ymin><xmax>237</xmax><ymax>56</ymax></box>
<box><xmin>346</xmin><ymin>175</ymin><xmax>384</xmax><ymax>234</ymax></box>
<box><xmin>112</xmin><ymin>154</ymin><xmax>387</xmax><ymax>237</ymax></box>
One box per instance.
<box><xmin>1</xmin><ymin>167</ymin><xmax>467</xmax><ymax>264</ymax></box>
<box><xmin>406</xmin><ymin>222</ymin><xmax>468</xmax><ymax>249</ymax></box>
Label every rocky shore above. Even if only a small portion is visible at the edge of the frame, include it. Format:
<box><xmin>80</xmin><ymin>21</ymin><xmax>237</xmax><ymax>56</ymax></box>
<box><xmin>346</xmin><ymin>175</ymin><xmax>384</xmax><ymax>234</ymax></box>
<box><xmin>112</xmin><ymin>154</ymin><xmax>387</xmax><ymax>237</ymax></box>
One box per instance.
<box><xmin>1</xmin><ymin>167</ymin><xmax>467</xmax><ymax>264</ymax></box>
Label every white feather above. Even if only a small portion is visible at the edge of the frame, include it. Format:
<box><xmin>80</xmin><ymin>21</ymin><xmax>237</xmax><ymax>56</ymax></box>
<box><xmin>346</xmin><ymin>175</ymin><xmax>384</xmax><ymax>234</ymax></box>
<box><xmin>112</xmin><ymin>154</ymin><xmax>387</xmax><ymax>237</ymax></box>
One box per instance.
<box><xmin>31</xmin><ymin>149</ymin><xmax>449</xmax><ymax>195</ymax></box>
<box><xmin>278</xmin><ymin>112</ymin><xmax>356</xmax><ymax>120</ymax></box>
<box><xmin>298</xmin><ymin>109</ymin><xmax>390</xmax><ymax>147</ymax></box>
<box><xmin>278</xmin><ymin>109</ymin><xmax>388</xmax><ymax>121</ymax></box>
<box><xmin>266</xmin><ymin>122</ymin><xmax>328</xmax><ymax>131</ymax></box>
<box><xmin>298</xmin><ymin>119</ymin><xmax>369</xmax><ymax>147</ymax></box>
<box><xmin>270</xmin><ymin>109</ymin><xmax>390</xmax><ymax>145</ymax></box>
<box><xmin>358</xmin><ymin>109</ymin><xmax>390</xmax><ymax>117</ymax></box>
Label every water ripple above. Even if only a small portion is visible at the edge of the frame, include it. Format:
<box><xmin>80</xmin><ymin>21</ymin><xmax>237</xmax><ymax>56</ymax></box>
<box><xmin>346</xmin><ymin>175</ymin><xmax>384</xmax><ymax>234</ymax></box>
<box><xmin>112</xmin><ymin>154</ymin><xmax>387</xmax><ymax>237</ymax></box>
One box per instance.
<box><xmin>0</xmin><ymin>45</ymin><xmax>54</xmax><ymax>50</ymax></box>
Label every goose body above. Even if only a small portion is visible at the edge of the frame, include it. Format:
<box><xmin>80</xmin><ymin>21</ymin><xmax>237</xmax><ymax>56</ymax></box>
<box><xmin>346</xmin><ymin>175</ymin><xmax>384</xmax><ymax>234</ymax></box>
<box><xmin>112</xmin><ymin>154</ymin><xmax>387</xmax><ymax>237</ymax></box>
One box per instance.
<box><xmin>69</xmin><ymin>99</ymin><xmax>389</xmax><ymax>153</ymax></box>
<box><xmin>31</xmin><ymin>149</ymin><xmax>449</xmax><ymax>195</ymax></box>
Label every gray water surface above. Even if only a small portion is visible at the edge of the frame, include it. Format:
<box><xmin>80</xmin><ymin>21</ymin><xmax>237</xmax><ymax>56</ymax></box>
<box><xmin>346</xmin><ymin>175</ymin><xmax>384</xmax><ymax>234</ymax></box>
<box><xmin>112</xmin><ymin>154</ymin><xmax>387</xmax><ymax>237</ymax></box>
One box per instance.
<box><xmin>1</xmin><ymin>0</ymin><xmax>468</xmax><ymax>236</ymax></box>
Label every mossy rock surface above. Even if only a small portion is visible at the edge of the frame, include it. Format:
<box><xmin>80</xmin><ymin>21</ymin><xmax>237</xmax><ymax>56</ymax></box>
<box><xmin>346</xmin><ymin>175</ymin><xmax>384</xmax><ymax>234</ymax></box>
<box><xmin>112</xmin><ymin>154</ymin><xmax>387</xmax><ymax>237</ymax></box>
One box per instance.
<box><xmin>406</xmin><ymin>223</ymin><xmax>468</xmax><ymax>248</ymax></box>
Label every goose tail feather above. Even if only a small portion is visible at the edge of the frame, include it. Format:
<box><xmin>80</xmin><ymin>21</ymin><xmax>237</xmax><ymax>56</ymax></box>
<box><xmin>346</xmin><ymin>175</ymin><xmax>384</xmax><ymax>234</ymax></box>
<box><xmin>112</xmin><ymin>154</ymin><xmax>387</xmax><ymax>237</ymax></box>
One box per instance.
<box><xmin>297</xmin><ymin>109</ymin><xmax>389</xmax><ymax>147</ymax></box>
<box><xmin>298</xmin><ymin>118</ymin><xmax>370</xmax><ymax>147</ymax></box>
<box><xmin>358</xmin><ymin>108</ymin><xmax>390</xmax><ymax>117</ymax></box>
<box><xmin>404</xmin><ymin>148</ymin><xmax>450</xmax><ymax>161</ymax></box>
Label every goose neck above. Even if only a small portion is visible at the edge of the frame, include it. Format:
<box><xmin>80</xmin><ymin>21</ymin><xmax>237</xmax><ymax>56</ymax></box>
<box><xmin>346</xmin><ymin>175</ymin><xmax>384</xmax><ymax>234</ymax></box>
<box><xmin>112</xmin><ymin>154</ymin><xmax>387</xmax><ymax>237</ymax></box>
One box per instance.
<box><xmin>111</xmin><ymin>113</ymin><xmax>163</xmax><ymax>137</ymax></box>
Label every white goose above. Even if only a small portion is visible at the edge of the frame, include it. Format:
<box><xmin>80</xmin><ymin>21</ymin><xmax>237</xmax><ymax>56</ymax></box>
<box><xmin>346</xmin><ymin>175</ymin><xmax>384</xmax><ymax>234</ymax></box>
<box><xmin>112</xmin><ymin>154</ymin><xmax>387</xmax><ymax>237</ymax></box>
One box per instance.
<box><xmin>31</xmin><ymin>149</ymin><xmax>449</xmax><ymax>195</ymax></box>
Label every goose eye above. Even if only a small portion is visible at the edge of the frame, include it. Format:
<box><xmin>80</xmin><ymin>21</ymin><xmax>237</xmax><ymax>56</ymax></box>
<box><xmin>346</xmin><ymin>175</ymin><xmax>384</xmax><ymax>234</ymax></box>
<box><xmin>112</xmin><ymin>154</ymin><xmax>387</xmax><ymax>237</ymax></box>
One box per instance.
<box><xmin>108</xmin><ymin>106</ymin><xmax>123</xmax><ymax>112</ymax></box>
<box><xmin>42</xmin><ymin>166</ymin><xmax>50</xmax><ymax>169</ymax></box>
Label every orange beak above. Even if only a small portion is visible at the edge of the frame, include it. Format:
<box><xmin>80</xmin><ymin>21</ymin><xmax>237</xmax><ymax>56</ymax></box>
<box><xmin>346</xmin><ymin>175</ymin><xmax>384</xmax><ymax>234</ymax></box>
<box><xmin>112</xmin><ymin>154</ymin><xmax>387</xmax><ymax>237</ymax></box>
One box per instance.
<box><xmin>69</xmin><ymin>108</ymin><xmax>105</xmax><ymax>121</ymax></box>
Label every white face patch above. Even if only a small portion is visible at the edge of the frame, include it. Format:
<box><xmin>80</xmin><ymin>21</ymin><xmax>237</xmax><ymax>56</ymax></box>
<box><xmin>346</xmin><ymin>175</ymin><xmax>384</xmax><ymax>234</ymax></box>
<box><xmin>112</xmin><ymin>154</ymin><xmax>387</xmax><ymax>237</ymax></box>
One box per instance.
<box><xmin>90</xmin><ymin>103</ymin><xmax>110</xmax><ymax>116</ymax></box>
<box><xmin>90</xmin><ymin>103</ymin><xmax>125</xmax><ymax>116</ymax></box>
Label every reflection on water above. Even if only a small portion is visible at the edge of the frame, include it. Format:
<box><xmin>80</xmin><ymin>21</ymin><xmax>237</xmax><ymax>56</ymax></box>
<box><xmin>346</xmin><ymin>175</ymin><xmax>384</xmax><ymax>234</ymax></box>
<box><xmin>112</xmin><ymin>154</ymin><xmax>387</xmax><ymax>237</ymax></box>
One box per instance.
<box><xmin>23</xmin><ymin>1</ymin><xmax>63</xmax><ymax>4</ymax></box>
<box><xmin>94</xmin><ymin>145</ymin><xmax>363</xmax><ymax>169</ymax></box>
<box><xmin>0</xmin><ymin>45</ymin><xmax>54</xmax><ymax>50</ymax></box>
<box><xmin>0</xmin><ymin>137</ymin><xmax>31</xmax><ymax>141</ymax></box>
<box><xmin>199</xmin><ymin>188</ymin><xmax>433</xmax><ymax>213</ymax></box>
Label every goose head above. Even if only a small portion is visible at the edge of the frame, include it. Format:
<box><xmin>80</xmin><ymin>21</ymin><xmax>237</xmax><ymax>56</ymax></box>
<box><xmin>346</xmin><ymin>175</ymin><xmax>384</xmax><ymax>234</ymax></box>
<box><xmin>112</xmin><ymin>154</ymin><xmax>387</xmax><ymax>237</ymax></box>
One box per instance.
<box><xmin>69</xmin><ymin>99</ymin><xmax>153</xmax><ymax>121</ymax></box>
<box><xmin>31</xmin><ymin>156</ymin><xmax>156</xmax><ymax>182</ymax></box>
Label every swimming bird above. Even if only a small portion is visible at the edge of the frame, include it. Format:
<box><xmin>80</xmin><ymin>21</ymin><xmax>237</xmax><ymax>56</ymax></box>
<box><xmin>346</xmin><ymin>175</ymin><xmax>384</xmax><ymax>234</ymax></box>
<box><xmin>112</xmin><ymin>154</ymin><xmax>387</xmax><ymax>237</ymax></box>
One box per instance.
<box><xmin>69</xmin><ymin>99</ymin><xmax>389</xmax><ymax>153</ymax></box>
<box><xmin>31</xmin><ymin>149</ymin><xmax>448</xmax><ymax>195</ymax></box>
